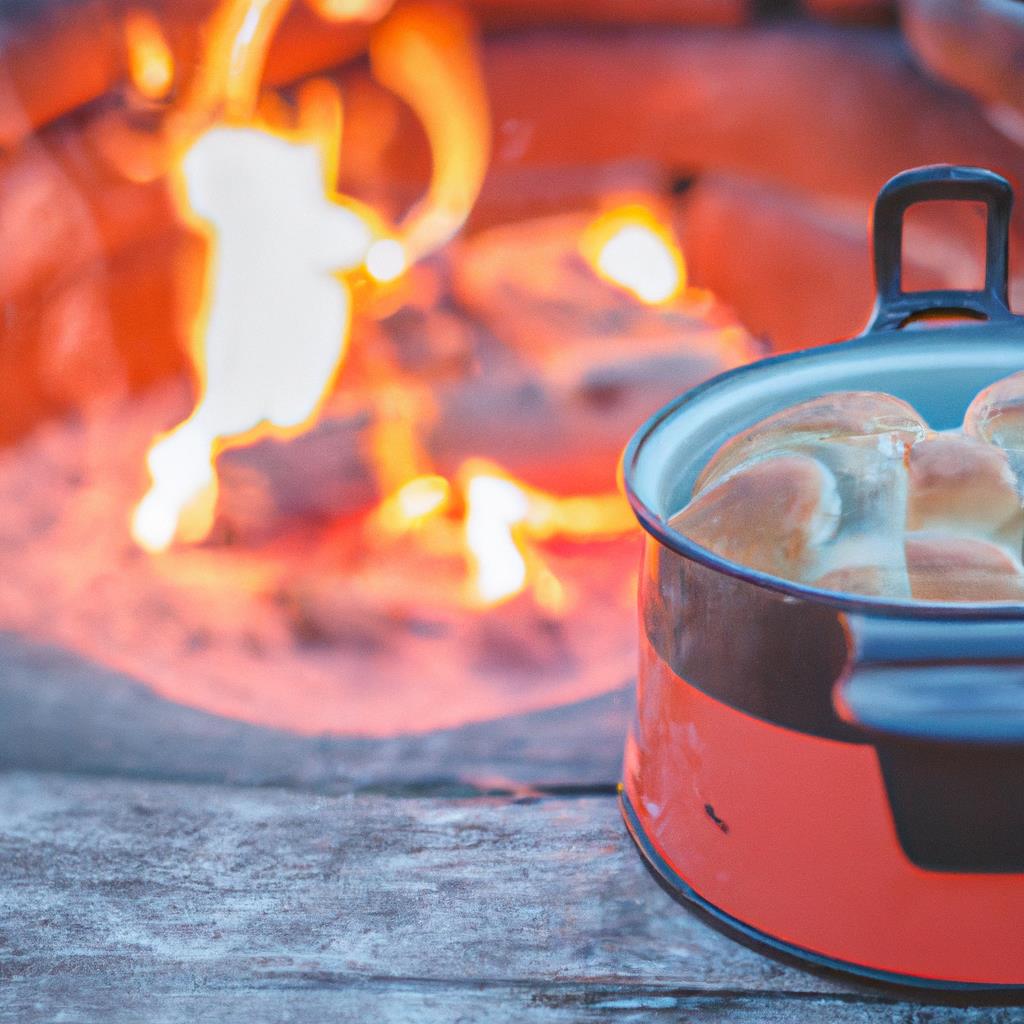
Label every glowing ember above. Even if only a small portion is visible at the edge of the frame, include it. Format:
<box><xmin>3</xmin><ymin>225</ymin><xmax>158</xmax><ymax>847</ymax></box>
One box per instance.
<box><xmin>365</xmin><ymin>238</ymin><xmax>408</xmax><ymax>283</ymax></box>
<box><xmin>376</xmin><ymin>474</ymin><xmax>451</xmax><ymax>534</ymax></box>
<box><xmin>124</xmin><ymin>10</ymin><xmax>175</xmax><ymax>101</ymax></box>
<box><xmin>580</xmin><ymin>204</ymin><xmax>686</xmax><ymax>305</ymax></box>
<box><xmin>308</xmin><ymin>0</ymin><xmax>397</xmax><ymax>22</ymax></box>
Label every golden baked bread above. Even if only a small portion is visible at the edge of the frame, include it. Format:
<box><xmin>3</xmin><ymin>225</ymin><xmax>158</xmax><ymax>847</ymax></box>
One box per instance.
<box><xmin>670</xmin><ymin>453</ymin><xmax>840</xmax><ymax>579</ymax></box>
<box><xmin>695</xmin><ymin>391</ymin><xmax>927</xmax><ymax>495</ymax></box>
<box><xmin>906</xmin><ymin>433</ymin><xmax>1023</xmax><ymax>555</ymax></box>
<box><xmin>906</xmin><ymin>532</ymin><xmax>1024</xmax><ymax>602</ymax></box>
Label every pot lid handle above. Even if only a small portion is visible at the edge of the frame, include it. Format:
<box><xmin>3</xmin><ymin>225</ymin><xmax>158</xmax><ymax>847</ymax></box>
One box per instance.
<box><xmin>864</xmin><ymin>165</ymin><xmax>1018</xmax><ymax>333</ymax></box>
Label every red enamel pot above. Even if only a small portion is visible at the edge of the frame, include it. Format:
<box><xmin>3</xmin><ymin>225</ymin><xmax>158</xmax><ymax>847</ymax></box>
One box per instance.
<box><xmin>620</xmin><ymin>165</ymin><xmax>1024</xmax><ymax>989</ymax></box>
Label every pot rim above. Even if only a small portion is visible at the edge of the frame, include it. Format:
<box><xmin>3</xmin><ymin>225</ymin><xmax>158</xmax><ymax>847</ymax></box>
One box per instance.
<box><xmin>621</xmin><ymin>328</ymin><xmax>1024</xmax><ymax>621</ymax></box>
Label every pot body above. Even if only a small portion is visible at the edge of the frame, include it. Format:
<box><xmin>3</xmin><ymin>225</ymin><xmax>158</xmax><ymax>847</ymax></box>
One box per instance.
<box><xmin>624</xmin><ymin>552</ymin><xmax>1024</xmax><ymax>987</ymax></box>
<box><xmin>622</xmin><ymin>167</ymin><xmax>1024</xmax><ymax>988</ymax></box>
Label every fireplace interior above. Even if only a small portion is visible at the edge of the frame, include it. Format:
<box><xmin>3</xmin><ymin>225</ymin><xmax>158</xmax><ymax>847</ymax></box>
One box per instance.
<box><xmin>1</xmin><ymin>0</ymin><xmax>1023</xmax><ymax>743</ymax></box>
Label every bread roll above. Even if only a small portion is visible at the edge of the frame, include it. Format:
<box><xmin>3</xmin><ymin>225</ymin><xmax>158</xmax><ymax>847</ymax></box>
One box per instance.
<box><xmin>906</xmin><ymin>433</ymin><xmax>1023</xmax><ymax>555</ymax></box>
<box><xmin>906</xmin><ymin>532</ymin><xmax>1024</xmax><ymax>602</ymax></box>
<box><xmin>964</xmin><ymin>369</ymin><xmax>1024</xmax><ymax>452</ymax></box>
<box><xmin>669</xmin><ymin>453</ymin><xmax>840</xmax><ymax>580</ymax></box>
<box><xmin>695</xmin><ymin>391</ymin><xmax>927</xmax><ymax>495</ymax></box>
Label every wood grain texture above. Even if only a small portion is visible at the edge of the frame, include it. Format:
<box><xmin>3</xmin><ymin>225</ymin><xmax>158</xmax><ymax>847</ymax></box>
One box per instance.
<box><xmin>1</xmin><ymin>773</ymin><xmax>1021</xmax><ymax>1021</ymax></box>
<box><xmin>0</xmin><ymin>633</ymin><xmax>630</xmax><ymax>792</ymax></box>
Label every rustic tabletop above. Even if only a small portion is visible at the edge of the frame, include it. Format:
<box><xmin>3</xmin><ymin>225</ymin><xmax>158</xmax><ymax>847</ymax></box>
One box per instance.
<box><xmin>2</xmin><ymin>632</ymin><xmax>1023</xmax><ymax>1022</ymax></box>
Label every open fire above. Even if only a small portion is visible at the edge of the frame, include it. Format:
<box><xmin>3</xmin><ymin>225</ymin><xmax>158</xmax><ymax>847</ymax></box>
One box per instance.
<box><xmin>116</xmin><ymin>0</ymin><xmax>717</xmax><ymax>613</ymax></box>
<box><xmin>0</xmin><ymin>0</ymin><xmax>764</xmax><ymax>734</ymax></box>
<box><xmin>15</xmin><ymin>0</ymin><xmax>1011</xmax><ymax>736</ymax></box>
<box><xmin>128</xmin><ymin>0</ymin><xmax>486</xmax><ymax>553</ymax></box>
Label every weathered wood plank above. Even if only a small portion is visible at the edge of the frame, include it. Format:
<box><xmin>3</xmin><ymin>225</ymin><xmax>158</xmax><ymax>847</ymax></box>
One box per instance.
<box><xmin>3</xmin><ymin>983</ymin><xmax>1021</xmax><ymax>1024</ymax></box>
<box><xmin>1</xmin><ymin>773</ymin><xmax>1019</xmax><ymax>1021</ymax></box>
<box><xmin>0</xmin><ymin>633</ymin><xmax>629</xmax><ymax>791</ymax></box>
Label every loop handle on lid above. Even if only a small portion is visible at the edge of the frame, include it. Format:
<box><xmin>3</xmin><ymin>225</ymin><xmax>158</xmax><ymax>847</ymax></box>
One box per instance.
<box><xmin>864</xmin><ymin>165</ymin><xmax>1018</xmax><ymax>333</ymax></box>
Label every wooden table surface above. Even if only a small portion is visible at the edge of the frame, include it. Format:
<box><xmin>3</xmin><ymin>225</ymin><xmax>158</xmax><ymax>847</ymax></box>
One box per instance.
<box><xmin>2</xmin><ymin>632</ymin><xmax>1024</xmax><ymax>1022</ymax></box>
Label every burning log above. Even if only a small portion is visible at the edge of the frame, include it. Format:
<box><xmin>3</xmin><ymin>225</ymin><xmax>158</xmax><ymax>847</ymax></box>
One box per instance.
<box><xmin>901</xmin><ymin>0</ymin><xmax>1024</xmax><ymax>115</ymax></box>
<box><xmin>468</xmin><ymin>0</ymin><xmax>751</xmax><ymax>28</ymax></box>
<box><xmin>208</xmin><ymin>206</ymin><xmax>756</xmax><ymax>543</ymax></box>
<box><xmin>801</xmin><ymin>0</ymin><xmax>895</xmax><ymax>22</ymax></box>
<box><xmin>680</xmin><ymin>174</ymin><xmax>1013</xmax><ymax>351</ymax></box>
<box><xmin>0</xmin><ymin>229</ymin><xmax>193</xmax><ymax>444</ymax></box>
<box><xmin>449</xmin><ymin>208</ymin><xmax>753</xmax><ymax>359</ymax></box>
<box><xmin>681</xmin><ymin>176</ymin><xmax>876</xmax><ymax>350</ymax></box>
<box><xmin>439</xmin><ymin>210</ymin><xmax>756</xmax><ymax>488</ymax></box>
<box><xmin>0</xmin><ymin>0</ymin><xmax>755</xmax><ymax>148</ymax></box>
<box><xmin>425</xmin><ymin>345</ymin><xmax>721</xmax><ymax>494</ymax></box>
<box><xmin>338</xmin><ymin>26</ymin><xmax>1024</xmax><ymax>226</ymax></box>
<box><xmin>216</xmin><ymin>299</ymin><xmax>751</xmax><ymax>540</ymax></box>
<box><xmin>215</xmin><ymin>406</ymin><xmax>378</xmax><ymax>536</ymax></box>
<box><xmin>0</xmin><ymin>0</ymin><xmax>372</xmax><ymax>149</ymax></box>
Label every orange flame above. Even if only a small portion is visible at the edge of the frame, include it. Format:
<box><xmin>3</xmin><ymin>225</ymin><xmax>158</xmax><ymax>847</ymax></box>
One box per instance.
<box><xmin>131</xmin><ymin>0</ymin><xmax>378</xmax><ymax>551</ymax></box>
<box><xmin>124</xmin><ymin>10</ymin><xmax>176</xmax><ymax>102</ymax></box>
<box><xmin>178</xmin><ymin>0</ymin><xmax>291</xmax><ymax>128</ymax></box>
<box><xmin>367</xmin><ymin>454</ymin><xmax>633</xmax><ymax>615</ymax></box>
<box><xmin>127</xmin><ymin>0</ymin><xmax>631</xmax><ymax>609</ymax></box>
<box><xmin>375</xmin><ymin>474</ymin><xmax>452</xmax><ymax>534</ymax></box>
<box><xmin>459</xmin><ymin>459</ymin><xmax>633</xmax><ymax>612</ymax></box>
<box><xmin>307</xmin><ymin>0</ymin><xmax>397</xmax><ymax>22</ymax></box>
<box><xmin>580</xmin><ymin>204</ymin><xmax>686</xmax><ymax>305</ymax></box>
<box><xmin>132</xmin><ymin>119</ymin><xmax>377</xmax><ymax>551</ymax></box>
<box><xmin>132</xmin><ymin>0</ymin><xmax>490</xmax><ymax>551</ymax></box>
<box><xmin>370</xmin><ymin>1</ymin><xmax>491</xmax><ymax>261</ymax></box>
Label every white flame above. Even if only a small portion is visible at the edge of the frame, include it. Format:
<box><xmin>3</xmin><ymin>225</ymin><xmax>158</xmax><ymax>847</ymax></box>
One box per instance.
<box><xmin>132</xmin><ymin>126</ymin><xmax>373</xmax><ymax>551</ymax></box>
<box><xmin>596</xmin><ymin>223</ymin><xmax>682</xmax><ymax>304</ymax></box>
<box><xmin>465</xmin><ymin>474</ymin><xmax>530</xmax><ymax>604</ymax></box>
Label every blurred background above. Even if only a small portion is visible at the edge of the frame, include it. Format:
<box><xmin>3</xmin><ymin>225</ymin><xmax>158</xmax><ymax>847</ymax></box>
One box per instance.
<box><xmin>0</xmin><ymin>0</ymin><xmax>1021</xmax><ymax>745</ymax></box>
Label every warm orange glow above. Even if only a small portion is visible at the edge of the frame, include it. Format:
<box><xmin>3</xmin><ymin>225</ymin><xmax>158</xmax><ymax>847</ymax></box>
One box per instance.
<box><xmin>458</xmin><ymin>459</ymin><xmax>632</xmax><ymax>611</ymax></box>
<box><xmin>180</xmin><ymin>0</ymin><xmax>291</xmax><ymax>127</ymax></box>
<box><xmin>524</xmin><ymin>490</ymin><xmax>637</xmax><ymax>541</ymax></box>
<box><xmin>366</xmin><ymin>385</ymin><xmax>438</xmax><ymax>498</ymax></box>
<box><xmin>307</xmin><ymin>0</ymin><xmax>396</xmax><ymax>21</ymax></box>
<box><xmin>124</xmin><ymin>10</ymin><xmax>175</xmax><ymax>102</ymax></box>
<box><xmin>464</xmin><ymin>471</ymin><xmax>531</xmax><ymax>605</ymax></box>
<box><xmin>370</xmin><ymin>1</ymin><xmax>491</xmax><ymax>261</ymax></box>
<box><xmin>580</xmin><ymin>204</ymin><xmax>687</xmax><ymax>305</ymax></box>
<box><xmin>368</xmin><ymin>456</ymin><xmax>632</xmax><ymax>615</ymax></box>
<box><xmin>132</xmin><ymin>0</ymin><xmax>494</xmax><ymax>552</ymax></box>
<box><xmin>132</xmin><ymin>121</ymin><xmax>376</xmax><ymax>552</ymax></box>
<box><xmin>132</xmin><ymin>0</ymin><xmax>381</xmax><ymax>552</ymax></box>
<box><xmin>365</xmin><ymin>451</ymin><xmax>634</xmax><ymax>613</ymax></box>
<box><xmin>365</xmin><ymin>238</ymin><xmax>408</xmax><ymax>283</ymax></box>
<box><xmin>376</xmin><ymin>475</ymin><xmax>452</xmax><ymax>534</ymax></box>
